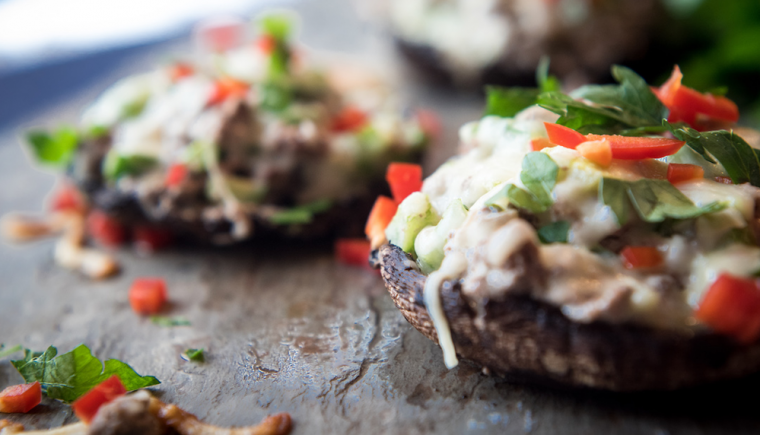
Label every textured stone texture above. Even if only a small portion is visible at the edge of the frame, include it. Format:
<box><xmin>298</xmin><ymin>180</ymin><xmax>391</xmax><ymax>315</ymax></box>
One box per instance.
<box><xmin>2</xmin><ymin>1</ymin><xmax>760</xmax><ymax>433</ymax></box>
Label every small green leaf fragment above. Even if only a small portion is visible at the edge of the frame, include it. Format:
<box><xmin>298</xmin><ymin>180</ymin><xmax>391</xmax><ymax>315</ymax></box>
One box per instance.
<box><xmin>268</xmin><ymin>199</ymin><xmax>333</xmax><ymax>225</ymax></box>
<box><xmin>599</xmin><ymin>178</ymin><xmax>631</xmax><ymax>226</ymax></box>
<box><xmin>484</xmin><ymin>86</ymin><xmax>540</xmax><ymax>118</ymax></box>
<box><xmin>151</xmin><ymin>316</ymin><xmax>191</xmax><ymax>327</ymax></box>
<box><xmin>25</xmin><ymin>127</ymin><xmax>79</xmax><ymax>167</ymax></box>
<box><xmin>537</xmin><ymin>221</ymin><xmax>570</xmax><ymax>244</ymax></box>
<box><xmin>182</xmin><ymin>349</ymin><xmax>205</xmax><ymax>363</ymax></box>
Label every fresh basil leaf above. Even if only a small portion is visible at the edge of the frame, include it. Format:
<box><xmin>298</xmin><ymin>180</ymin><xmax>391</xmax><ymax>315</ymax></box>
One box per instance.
<box><xmin>572</xmin><ymin>65</ymin><xmax>668</xmax><ymax>128</ymax></box>
<box><xmin>537</xmin><ymin>221</ymin><xmax>570</xmax><ymax>244</ymax></box>
<box><xmin>259</xmin><ymin>80</ymin><xmax>293</xmax><ymax>112</ymax></box>
<box><xmin>599</xmin><ymin>178</ymin><xmax>631</xmax><ymax>225</ymax></box>
<box><xmin>484</xmin><ymin>86</ymin><xmax>540</xmax><ymax>118</ymax></box>
<box><xmin>151</xmin><ymin>316</ymin><xmax>191</xmax><ymax>327</ymax></box>
<box><xmin>11</xmin><ymin>345</ymin><xmax>160</xmax><ymax>403</ymax></box>
<box><xmin>538</xmin><ymin>92</ymin><xmax>629</xmax><ymax>134</ymax></box>
<box><xmin>536</xmin><ymin>56</ymin><xmax>561</xmax><ymax>93</ymax></box>
<box><xmin>670</xmin><ymin>125</ymin><xmax>760</xmax><ymax>186</ymax></box>
<box><xmin>505</xmin><ymin>184</ymin><xmax>548</xmax><ymax>213</ymax></box>
<box><xmin>103</xmin><ymin>152</ymin><xmax>158</xmax><ymax>181</ymax></box>
<box><xmin>25</xmin><ymin>127</ymin><xmax>79</xmax><ymax>167</ymax></box>
<box><xmin>520</xmin><ymin>151</ymin><xmax>559</xmax><ymax>204</ymax></box>
<box><xmin>258</xmin><ymin>13</ymin><xmax>293</xmax><ymax>41</ymax></box>
<box><xmin>182</xmin><ymin>348</ymin><xmax>205</xmax><ymax>362</ymax></box>
<box><xmin>269</xmin><ymin>199</ymin><xmax>333</xmax><ymax>225</ymax></box>
<box><xmin>626</xmin><ymin>178</ymin><xmax>726</xmax><ymax>222</ymax></box>
<box><xmin>600</xmin><ymin>177</ymin><xmax>726</xmax><ymax>225</ymax></box>
<box><xmin>0</xmin><ymin>344</ymin><xmax>22</xmax><ymax>359</ymax></box>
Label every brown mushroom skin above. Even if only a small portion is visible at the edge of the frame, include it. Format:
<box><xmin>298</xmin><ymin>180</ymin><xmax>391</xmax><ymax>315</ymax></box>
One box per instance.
<box><xmin>374</xmin><ymin>244</ymin><xmax>760</xmax><ymax>391</ymax></box>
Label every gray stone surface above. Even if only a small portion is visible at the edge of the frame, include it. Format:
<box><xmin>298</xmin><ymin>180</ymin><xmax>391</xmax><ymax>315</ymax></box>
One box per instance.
<box><xmin>2</xmin><ymin>1</ymin><xmax>760</xmax><ymax>433</ymax></box>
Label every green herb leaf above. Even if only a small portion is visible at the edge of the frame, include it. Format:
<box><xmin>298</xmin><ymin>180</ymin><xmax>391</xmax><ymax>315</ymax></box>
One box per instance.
<box><xmin>0</xmin><ymin>344</ymin><xmax>22</xmax><ymax>359</ymax></box>
<box><xmin>669</xmin><ymin>125</ymin><xmax>760</xmax><ymax>186</ymax></box>
<box><xmin>537</xmin><ymin>221</ymin><xmax>570</xmax><ymax>244</ymax></box>
<box><xmin>520</xmin><ymin>152</ymin><xmax>559</xmax><ymax>204</ymax></box>
<box><xmin>103</xmin><ymin>151</ymin><xmax>158</xmax><ymax>181</ymax></box>
<box><xmin>536</xmin><ymin>56</ymin><xmax>561</xmax><ymax>93</ymax></box>
<box><xmin>484</xmin><ymin>153</ymin><xmax>559</xmax><ymax>213</ymax></box>
<box><xmin>600</xmin><ymin>177</ymin><xmax>725</xmax><ymax>225</ymax></box>
<box><xmin>258</xmin><ymin>12</ymin><xmax>293</xmax><ymax>41</ymax></box>
<box><xmin>259</xmin><ymin>80</ymin><xmax>293</xmax><ymax>112</ymax></box>
<box><xmin>572</xmin><ymin>65</ymin><xmax>669</xmax><ymax>128</ymax></box>
<box><xmin>11</xmin><ymin>345</ymin><xmax>159</xmax><ymax>403</ymax></box>
<box><xmin>599</xmin><ymin>178</ymin><xmax>631</xmax><ymax>225</ymax></box>
<box><xmin>182</xmin><ymin>349</ymin><xmax>205</xmax><ymax>363</ymax></box>
<box><xmin>268</xmin><ymin>199</ymin><xmax>332</xmax><ymax>225</ymax></box>
<box><xmin>538</xmin><ymin>91</ymin><xmax>629</xmax><ymax>134</ymax></box>
<box><xmin>627</xmin><ymin>178</ymin><xmax>726</xmax><ymax>222</ymax></box>
<box><xmin>25</xmin><ymin>127</ymin><xmax>79</xmax><ymax>167</ymax></box>
<box><xmin>484</xmin><ymin>86</ymin><xmax>540</xmax><ymax>118</ymax></box>
<box><xmin>151</xmin><ymin>316</ymin><xmax>191</xmax><ymax>327</ymax></box>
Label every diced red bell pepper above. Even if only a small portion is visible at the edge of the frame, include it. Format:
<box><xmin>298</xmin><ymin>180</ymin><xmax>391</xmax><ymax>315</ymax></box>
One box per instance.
<box><xmin>331</xmin><ymin>106</ymin><xmax>368</xmax><ymax>132</ymax></box>
<box><xmin>0</xmin><ymin>382</ymin><xmax>41</xmax><ymax>414</ymax></box>
<box><xmin>335</xmin><ymin>238</ymin><xmax>372</xmax><ymax>270</ymax></box>
<box><xmin>365</xmin><ymin>196</ymin><xmax>398</xmax><ymax>248</ymax></box>
<box><xmin>715</xmin><ymin>176</ymin><xmax>734</xmax><ymax>185</ymax></box>
<box><xmin>168</xmin><ymin>63</ymin><xmax>194</xmax><ymax>82</ymax></box>
<box><xmin>133</xmin><ymin>226</ymin><xmax>173</xmax><ymax>253</ymax></box>
<box><xmin>584</xmin><ymin>134</ymin><xmax>684</xmax><ymax>160</ymax></box>
<box><xmin>667</xmin><ymin>163</ymin><xmax>704</xmax><ymax>184</ymax></box>
<box><xmin>655</xmin><ymin>65</ymin><xmax>740</xmax><ymax>127</ymax></box>
<box><xmin>129</xmin><ymin>278</ymin><xmax>168</xmax><ymax>315</ymax></box>
<box><xmin>71</xmin><ymin>375</ymin><xmax>127</xmax><ymax>424</ymax></box>
<box><xmin>208</xmin><ymin>77</ymin><xmax>249</xmax><ymax>106</ymax></box>
<box><xmin>695</xmin><ymin>273</ymin><xmax>760</xmax><ymax>344</ymax></box>
<box><xmin>545</xmin><ymin>122</ymin><xmax>684</xmax><ymax>159</ymax></box>
<box><xmin>530</xmin><ymin>138</ymin><xmax>554</xmax><ymax>152</ymax></box>
<box><xmin>386</xmin><ymin>163</ymin><xmax>423</xmax><ymax>203</ymax></box>
<box><xmin>620</xmin><ymin>246</ymin><xmax>663</xmax><ymax>270</ymax></box>
<box><xmin>416</xmin><ymin>109</ymin><xmax>442</xmax><ymax>139</ymax></box>
<box><xmin>544</xmin><ymin>123</ymin><xmax>586</xmax><ymax>149</ymax></box>
<box><xmin>577</xmin><ymin>139</ymin><xmax>612</xmax><ymax>167</ymax></box>
<box><xmin>165</xmin><ymin>163</ymin><xmax>188</xmax><ymax>187</ymax></box>
<box><xmin>256</xmin><ymin>35</ymin><xmax>277</xmax><ymax>54</ymax></box>
<box><xmin>87</xmin><ymin>210</ymin><xmax>126</xmax><ymax>248</ymax></box>
<box><xmin>50</xmin><ymin>184</ymin><xmax>85</xmax><ymax>213</ymax></box>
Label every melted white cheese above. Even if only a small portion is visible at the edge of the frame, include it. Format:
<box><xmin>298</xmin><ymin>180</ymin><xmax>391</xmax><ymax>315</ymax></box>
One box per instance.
<box><xmin>424</xmin><ymin>251</ymin><xmax>467</xmax><ymax>369</ymax></box>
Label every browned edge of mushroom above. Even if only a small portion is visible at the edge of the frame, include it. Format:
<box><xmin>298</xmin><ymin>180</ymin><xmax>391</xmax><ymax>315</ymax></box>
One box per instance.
<box><xmin>372</xmin><ymin>243</ymin><xmax>760</xmax><ymax>391</ymax></box>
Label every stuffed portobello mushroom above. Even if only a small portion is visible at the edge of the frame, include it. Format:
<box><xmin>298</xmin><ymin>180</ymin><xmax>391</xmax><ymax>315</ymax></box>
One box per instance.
<box><xmin>23</xmin><ymin>13</ymin><xmax>433</xmax><ymax>248</ymax></box>
<box><xmin>369</xmin><ymin>65</ymin><xmax>760</xmax><ymax>390</ymax></box>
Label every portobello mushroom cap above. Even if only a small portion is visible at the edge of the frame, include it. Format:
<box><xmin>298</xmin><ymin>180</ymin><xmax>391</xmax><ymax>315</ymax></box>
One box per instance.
<box><xmin>372</xmin><ymin>243</ymin><xmax>760</xmax><ymax>391</ymax></box>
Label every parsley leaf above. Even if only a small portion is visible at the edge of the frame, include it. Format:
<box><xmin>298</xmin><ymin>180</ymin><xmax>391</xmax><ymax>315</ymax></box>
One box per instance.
<box><xmin>103</xmin><ymin>151</ymin><xmax>158</xmax><ymax>181</ymax></box>
<box><xmin>485</xmin><ymin>152</ymin><xmax>559</xmax><ymax>213</ymax></box>
<box><xmin>599</xmin><ymin>178</ymin><xmax>631</xmax><ymax>225</ymax></box>
<box><xmin>0</xmin><ymin>344</ymin><xmax>22</xmax><ymax>359</ymax></box>
<box><xmin>520</xmin><ymin>152</ymin><xmax>559</xmax><ymax>204</ymax></box>
<box><xmin>572</xmin><ymin>65</ymin><xmax>668</xmax><ymax>128</ymax></box>
<box><xmin>11</xmin><ymin>345</ymin><xmax>160</xmax><ymax>403</ymax></box>
<box><xmin>669</xmin><ymin>125</ymin><xmax>760</xmax><ymax>186</ymax></box>
<box><xmin>269</xmin><ymin>199</ymin><xmax>332</xmax><ymax>225</ymax></box>
<box><xmin>484</xmin><ymin>86</ymin><xmax>540</xmax><ymax>118</ymax></box>
<box><xmin>25</xmin><ymin>127</ymin><xmax>79</xmax><ymax>167</ymax></box>
<box><xmin>536</xmin><ymin>56</ymin><xmax>561</xmax><ymax>93</ymax></box>
<box><xmin>600</xmin><ymin>177</ymin><xmax>726</xmax><ymax>225</ymax></box>
<box><xmin>182</xmin><ymin>349</ymin><xmax>205</xmax><ymax>363</ymax></box>
<box><xmin>537</xmin><ymin>221</ymin><xmax>570</xmax><ymax>244</ymax></box>
<box><xmin>151</xmin><ymin>316</ymin><xmax>191</xmax><ymax>327</ymax></box>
